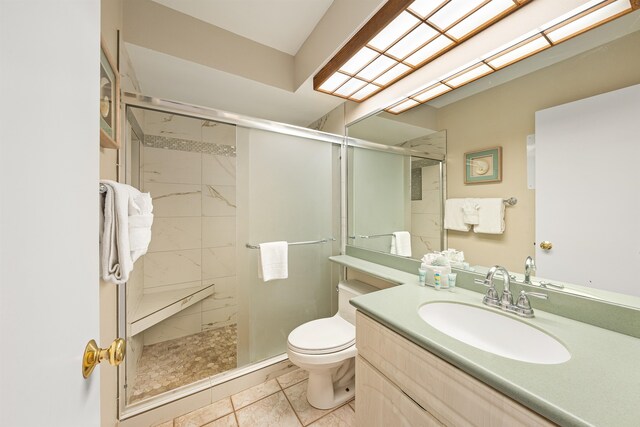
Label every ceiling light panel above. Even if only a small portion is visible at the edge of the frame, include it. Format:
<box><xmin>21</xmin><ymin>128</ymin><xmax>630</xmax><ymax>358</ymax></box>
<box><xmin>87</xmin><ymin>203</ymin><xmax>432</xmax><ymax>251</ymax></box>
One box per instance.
<box><xmin>545</xmin><ymin>0</ymin><xmax>632</xmax><ymax>44</ymax></box>
<box><xmin>486</xmin><ymin>34</ymin><xmax>550</xmax><ymax>69</ymax></box>
<box><xmin>412</xmin><ymin>83</ymin><xmax>452</xmax><ymax>102</ymax></box>
<box><xmin>428</xmin><ymin>0</ymin><xmax>486</xmax><ymax>30</ymax></box>
<box><xmin>334</xmin><ymin>78</ymin><xmax>368</xmax><ymax>97</ymax></box>
<box><xmin>388</xmin><ymin>98</ymin><xmax>420</xmax><ymax>114</ymax></box>
<box><xmin>374</xmin><ymin>63</ymin><xmax>411</xmax><ymax>85</ymax></box>
<box><xmin>387</xmin><ymin>23</ymin><xmax>439</xmax><ymax>59</ymax></box>
<box><xmin>409</xmin><ymin>0</ymin><xmax>447</xmax><ymax>19</ymax></box>
<box><xmin>356</xmin><ymin>55</ymin><xmax>397</xmax><ymax>81</ymax></box>
<box><xmin>339</xmin><ymin>47</ymin><xmax>379</xmax><ymax>75</ymax></box>
<box><xmin>405</xmin><ymin>34</ymin><xmax>454</xmax><ymax>66</ymax></box>
<box><xmin>368</xmin><ymin>11</ymin><xmax>420</xmax><ymax>51</ymax></box>
<box><xmin>444</xmin><ymin>62</ymin><xmax>493</xmax><ymax>87</ymax></box>
<box><xmin>318</xmin><ymin>72</ymin><xmax>350</xmax><ymax>92</ymax></box>
<box><xmin>447</xmin><ymin>0</ymin><xmax>515</xmax><ymax>40</ymax></box>
<box><xmin>351</xmin><ymin>84</ymin><xmax>381</xmax><ymax>101</ymax></box>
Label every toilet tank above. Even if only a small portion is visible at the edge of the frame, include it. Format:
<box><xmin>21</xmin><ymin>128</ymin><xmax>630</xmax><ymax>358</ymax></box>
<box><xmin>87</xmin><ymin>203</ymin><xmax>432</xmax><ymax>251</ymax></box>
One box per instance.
<box><xmin>338</xmin><ymin>280</ymin><xmax>377</xmax><ymax>325</ymax></box>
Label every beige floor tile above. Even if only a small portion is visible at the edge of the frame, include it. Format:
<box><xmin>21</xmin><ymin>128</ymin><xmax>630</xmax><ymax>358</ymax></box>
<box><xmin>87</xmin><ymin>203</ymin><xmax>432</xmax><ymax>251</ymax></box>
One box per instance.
<box><xmin>174</xmin><ymin>397</ymin><xmax>234</xmax><ymax>427</ymax></box>
<box><xmin>231</xmin><ymin>379</ymin><xmax>281</xmax><ymax>410</ymax></box>
<box><xmin>308</xmin><ymin>405</ymin><xmax>355</xmax><ymax>427</ymax></box>
<box><xmin>202</xmin><ymin>413</ymin><xmax>238</xmax><ymax>427</ymax></box>
<box><xmin>235</xmin><ymin>391</ymin><xmax>301</xmax><ymax>427</ymax></box>
<box><xmin>276</xmin><ymin>368</ymin><xmax>309</xmax><ymax>389</ymax></box>
<box><xmin>151</xmin><ymin>421</ymin><xmax>173</xmax><ymax>427</ymax></box>
<box><xmin>348</xmin><ymin>398</ymin><xmax>355</xmax><ymax>411</ymax></box>
<box><xmin>282</xmin><ymin>380</ymin><xmax>331</xmax><ymax>425</ymax></box>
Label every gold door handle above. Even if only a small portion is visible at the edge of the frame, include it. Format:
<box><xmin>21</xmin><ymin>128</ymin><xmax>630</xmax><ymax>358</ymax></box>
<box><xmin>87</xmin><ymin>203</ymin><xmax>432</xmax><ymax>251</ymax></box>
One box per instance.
<box><xmin>540</xmin><ymin>241</ymin><xmax>553</xmax><ymax>251</ymax></box>
<box><xmin>82</xmin><ymin>338</ymin><xmax>125</xmax><ymax>379</ymax></box>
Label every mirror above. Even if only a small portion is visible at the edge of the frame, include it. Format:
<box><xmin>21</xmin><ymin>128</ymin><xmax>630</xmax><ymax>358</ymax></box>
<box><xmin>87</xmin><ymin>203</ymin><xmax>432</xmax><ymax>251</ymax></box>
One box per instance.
<box><xmin>346</xmin><ymin>12</ymin><xmax>640</xmax><ymax>302</ymax></box>
<box><xmin>347</xmin><ymin>121</ymin><xmax>445</xmax><ymax>258</ymax></box>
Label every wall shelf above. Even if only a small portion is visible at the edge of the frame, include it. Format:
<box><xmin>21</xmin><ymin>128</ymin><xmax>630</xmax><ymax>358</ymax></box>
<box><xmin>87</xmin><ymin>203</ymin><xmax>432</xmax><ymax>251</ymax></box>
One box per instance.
<box><xmin>130</xmin><ymin>283</ymin><xmax>215</xmax><ymax>336</ymax></box>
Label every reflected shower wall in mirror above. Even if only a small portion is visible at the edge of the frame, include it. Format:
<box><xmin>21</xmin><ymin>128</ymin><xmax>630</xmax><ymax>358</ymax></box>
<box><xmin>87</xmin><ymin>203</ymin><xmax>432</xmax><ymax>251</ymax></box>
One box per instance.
<box><xmin>346</xmin><ymin>12</ymin><xmax>640</xmax><ymax>301</ymax></box>
<box><xmin>347</xmin><ymin>117</ymin><xmax>445</xmax><ymax>259</ymax></box>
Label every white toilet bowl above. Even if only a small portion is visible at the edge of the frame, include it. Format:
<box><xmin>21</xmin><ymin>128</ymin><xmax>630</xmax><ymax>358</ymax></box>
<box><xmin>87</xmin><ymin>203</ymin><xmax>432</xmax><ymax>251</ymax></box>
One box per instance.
<box><xmin>286</xmin><ymin>280</ymin><xmax>376</xmax><ymax>410</ymax></box>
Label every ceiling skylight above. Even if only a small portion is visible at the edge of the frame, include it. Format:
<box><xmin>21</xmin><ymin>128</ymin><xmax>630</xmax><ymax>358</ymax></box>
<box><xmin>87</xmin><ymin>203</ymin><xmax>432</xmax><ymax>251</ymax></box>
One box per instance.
<box><xmin>384</xmin><ymin>0</ymin><xmax>637</xmax><ymax>114</ymax></box>
<box><xmin>314</xmin><ymin>0</ymin><xmax>530</xmax><ymax>102</ymax></box>
<box><xmin>314</xmin><ymin>0</ymin><xmax>638</xmax><ymax>112</ymax></box>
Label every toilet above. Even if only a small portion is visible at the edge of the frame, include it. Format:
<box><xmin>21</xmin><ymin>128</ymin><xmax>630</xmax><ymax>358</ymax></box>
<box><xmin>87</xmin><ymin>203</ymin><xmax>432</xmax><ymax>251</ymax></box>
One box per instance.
<box><xmin>287</xmin><ymin>280</ymin><xmax>376</xmax><ymax>409</ymax></box>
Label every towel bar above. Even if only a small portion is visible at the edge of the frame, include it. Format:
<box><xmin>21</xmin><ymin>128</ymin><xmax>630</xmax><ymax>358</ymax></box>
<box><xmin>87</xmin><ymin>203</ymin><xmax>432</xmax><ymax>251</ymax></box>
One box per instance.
<box><xmin>246</xmin><ymin>238</ymin><xmax>335</xmax><ymax>249</ymax></box>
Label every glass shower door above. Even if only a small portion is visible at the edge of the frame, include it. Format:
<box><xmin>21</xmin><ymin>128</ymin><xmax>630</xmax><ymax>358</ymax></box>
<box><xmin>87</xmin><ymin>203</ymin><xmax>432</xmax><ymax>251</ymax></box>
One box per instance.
<box><xmin>236</xmin><ymin>127</ymin><xmax>336</xmax><ymax>365</ymax></box>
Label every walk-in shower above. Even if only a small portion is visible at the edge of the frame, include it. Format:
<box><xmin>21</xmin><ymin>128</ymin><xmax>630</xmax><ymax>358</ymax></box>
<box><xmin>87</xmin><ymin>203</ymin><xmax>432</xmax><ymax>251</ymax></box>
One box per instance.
<box><xmin>119</xmin><ymin>94</ymin><xmax>342</xmax><ymax>417</ymax></box>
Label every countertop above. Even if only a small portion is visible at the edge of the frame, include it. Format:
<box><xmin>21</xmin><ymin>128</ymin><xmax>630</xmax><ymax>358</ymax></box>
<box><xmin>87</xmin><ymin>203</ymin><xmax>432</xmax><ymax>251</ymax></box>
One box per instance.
<box><xmin>331</xmin><ymin>255</ymin><xmax>640</xmax><ymax>427</ymax></box>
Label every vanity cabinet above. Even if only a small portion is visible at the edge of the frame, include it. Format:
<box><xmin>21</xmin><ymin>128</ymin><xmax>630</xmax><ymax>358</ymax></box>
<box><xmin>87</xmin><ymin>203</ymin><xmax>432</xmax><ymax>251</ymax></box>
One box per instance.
<box><xmin>355</xmin><ymin>312</ymin><xmax>554</xmax><ymax>427</ymax></box>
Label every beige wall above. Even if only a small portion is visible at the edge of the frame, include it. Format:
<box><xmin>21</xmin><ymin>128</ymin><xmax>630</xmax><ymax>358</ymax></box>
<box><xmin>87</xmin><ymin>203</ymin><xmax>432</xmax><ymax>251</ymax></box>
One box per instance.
<box><xmin>440</xmin><ymin>31</ymin><xmax>640</xmax><ymax>273</ymax></box>
<box><xmin>101</xmin><ymin>0</ymin><xmax>123</xmax><ymax>426</ymax></box>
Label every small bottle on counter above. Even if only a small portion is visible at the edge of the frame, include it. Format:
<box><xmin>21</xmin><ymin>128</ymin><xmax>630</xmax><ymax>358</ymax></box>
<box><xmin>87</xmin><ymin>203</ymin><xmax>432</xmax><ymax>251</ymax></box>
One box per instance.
<box><xmin>418</xmin><ymin>264</ymin><xmax>427</xmax><ymax>286</ymax></box>
<box><xmin>448</xmin><ymin>273</ymin><xmax>457</xmax><ymax>292</ymax></box>
<box><xmin>434</xmin><ymin>272</ymin><xmax>441</xmax><ymax>290</ymax></box>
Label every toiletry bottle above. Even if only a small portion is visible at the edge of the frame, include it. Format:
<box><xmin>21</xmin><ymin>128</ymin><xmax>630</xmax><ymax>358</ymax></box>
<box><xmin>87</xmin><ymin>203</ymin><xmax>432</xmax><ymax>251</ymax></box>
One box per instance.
<box><xmin>434</xmin><ymin>272</ymin><xmax>441</xmax><ymax>290</ymax></box>
<box><xmin>448</xmin><ymin>273</ymin><xmax>457</xmax><ymax>292</ymax></box>
<box><xmin>418</xmin><ymin>263</ymin><xmax>427</xmax><ymax>286</ymax></box>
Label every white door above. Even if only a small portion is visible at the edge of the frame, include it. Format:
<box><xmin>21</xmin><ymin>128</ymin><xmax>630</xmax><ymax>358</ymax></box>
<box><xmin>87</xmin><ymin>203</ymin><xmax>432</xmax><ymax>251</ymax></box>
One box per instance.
<box><xmin>0</xmin><ymin>1</ymin><xmax>101</xmax><ymax>426</ymax></box>
<box><xmin>535</xmin><ymin>84</ymin><xmax>640</xmax><ymax>296</ymax></box>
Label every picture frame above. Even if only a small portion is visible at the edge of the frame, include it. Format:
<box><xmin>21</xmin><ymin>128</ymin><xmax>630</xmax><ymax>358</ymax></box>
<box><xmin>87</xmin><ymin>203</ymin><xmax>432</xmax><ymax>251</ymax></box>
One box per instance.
<box><xmin>464</xmin><ymin>146</ymin><xmax>502</xmax><ymax>184</ymax></box>
<box><xmin>99</xmin><ymin>39</ymin><xmax>120</xmax><ymax>149</ymax></box>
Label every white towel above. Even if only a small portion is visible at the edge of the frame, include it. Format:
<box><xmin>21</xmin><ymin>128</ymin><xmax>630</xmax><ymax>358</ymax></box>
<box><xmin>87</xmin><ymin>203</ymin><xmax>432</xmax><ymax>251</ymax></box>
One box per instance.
<box><xmin>390</xmin><ymin>231</ymin><xmax>412</xmax><ymax>257</ymax></box>
<box><xmin>444</xmin><ymin>199</ymin><xmax>471</xmax><ymax>231</ymax></box>
<box><xmin>100</xmin><ymin>180</ymin><xmax>154</xmax><ymax>284</ymax></box>
<box><xmin>463</xmin><ymin>198</ymin><xmax>480</xmax><ymax>225</ymax></box>
<box><xmin>258</xmin><ymin>241</ymin><xmax>288</xmax><ymax>282</ymax></box>
<box><xmin>474</xmin><ymin>198</ymin><xmax>505</xmax><ymax>234</ymax></box>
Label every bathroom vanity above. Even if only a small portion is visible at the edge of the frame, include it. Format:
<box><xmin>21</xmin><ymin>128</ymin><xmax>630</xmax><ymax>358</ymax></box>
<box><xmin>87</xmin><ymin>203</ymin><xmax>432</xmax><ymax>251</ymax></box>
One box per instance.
<box><xmin>331</xmin><ymin>255</ymin><xmax>640</xmax><ymax>427</ymax></box>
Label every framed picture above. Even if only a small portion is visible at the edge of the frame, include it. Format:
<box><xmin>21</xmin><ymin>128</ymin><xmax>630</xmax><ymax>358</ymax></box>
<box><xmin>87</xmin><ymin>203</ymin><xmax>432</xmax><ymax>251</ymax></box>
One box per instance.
<box><xmin>465</xmin><ymin>146</ymin><xmax>502</xmax><ymax>184</ymax></box>
<box><xmin>99</xmin><ymin>39</ymin><xmax>120</xmax><ymax>149</ymax></box>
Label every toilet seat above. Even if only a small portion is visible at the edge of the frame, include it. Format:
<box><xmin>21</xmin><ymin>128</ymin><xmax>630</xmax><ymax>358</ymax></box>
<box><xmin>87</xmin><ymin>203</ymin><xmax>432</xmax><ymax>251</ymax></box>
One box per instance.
<box><xmin>287</xmin><ymin>316</ymin><xmax>355</xmax><ymax>355</ymax></box>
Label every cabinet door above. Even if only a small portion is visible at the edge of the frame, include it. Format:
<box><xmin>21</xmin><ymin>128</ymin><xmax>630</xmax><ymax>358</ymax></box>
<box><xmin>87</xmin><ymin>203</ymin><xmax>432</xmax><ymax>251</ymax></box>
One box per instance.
<box><xmin>356</xmin><ymin>355</ymin><xmax>443</xmax><ymax>427</ymax></box>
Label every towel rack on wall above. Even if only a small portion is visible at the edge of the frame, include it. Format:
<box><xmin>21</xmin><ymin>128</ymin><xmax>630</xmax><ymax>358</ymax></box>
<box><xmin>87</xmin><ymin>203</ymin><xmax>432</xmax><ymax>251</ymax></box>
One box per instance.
<box><xmin>503</xmin><ymin>197</ymin><xmax>518</xmax><ymax>206</ymax></box>
<box><xmin>348</xmin><ymin>233</ymin><xmax>394</xmax><ymax>239</ymax></box>
<box><xmin>99</xmin><ymin>184</ymin><xmax>107</xmax><ymax>193</ymax></box>
<box><xmin>245</xmin><ymin>238</ymin><xmax>336</xmax><ymax>250</ymax></box>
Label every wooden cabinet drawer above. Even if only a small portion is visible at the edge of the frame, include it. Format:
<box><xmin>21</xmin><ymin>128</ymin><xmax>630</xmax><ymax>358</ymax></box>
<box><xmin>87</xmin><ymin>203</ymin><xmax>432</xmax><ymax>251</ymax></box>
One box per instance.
<box><xmin>356</xmin><ymin>312</ymin><xmax>555</xmax><ymax>427</ymax></box>
<box><xmin>356</xmin><ymin>355</ymin><xmax>443</xmax><ymax>427</ymax></box>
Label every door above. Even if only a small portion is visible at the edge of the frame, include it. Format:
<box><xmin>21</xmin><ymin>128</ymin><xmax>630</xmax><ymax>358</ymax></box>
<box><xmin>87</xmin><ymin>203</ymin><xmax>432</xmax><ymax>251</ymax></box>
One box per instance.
<box><xmin>0</xmin><ymin>1</ymin><xmax>101</xmax><ymax>426</ymax></box>
<box><xmin>535</xmin><ymin>84</ymin><xmax>640</xmax><ymax>295</ymax></box>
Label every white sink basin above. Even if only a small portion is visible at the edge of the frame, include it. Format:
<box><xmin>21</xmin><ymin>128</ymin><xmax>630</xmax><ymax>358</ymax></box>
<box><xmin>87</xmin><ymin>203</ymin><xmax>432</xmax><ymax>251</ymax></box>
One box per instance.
<box><xmin>418</xmin><ymin>302</ymin><xmax>570</xmax><ymax>364</ymax></box>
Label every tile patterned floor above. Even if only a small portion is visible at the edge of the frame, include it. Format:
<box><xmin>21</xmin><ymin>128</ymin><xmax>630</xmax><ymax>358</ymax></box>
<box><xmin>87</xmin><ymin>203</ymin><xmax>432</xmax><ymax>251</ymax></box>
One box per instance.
<box><xmin>153</xmin><ymin>368</ymin><xmax>356</xmax><ymax>427</ymax></box>
<box><xmin>131</xmin><ymin>324</ymin><xmax>238</xmax><ymax>403</ymax></box>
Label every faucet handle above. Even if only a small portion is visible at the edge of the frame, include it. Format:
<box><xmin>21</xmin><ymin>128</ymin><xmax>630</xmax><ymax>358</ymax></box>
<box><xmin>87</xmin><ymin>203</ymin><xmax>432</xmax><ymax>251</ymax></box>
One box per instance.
<box><xmin>515</xmin><ymin>291</ymin><xmax>547</xmax><ymax>318</ymax></box>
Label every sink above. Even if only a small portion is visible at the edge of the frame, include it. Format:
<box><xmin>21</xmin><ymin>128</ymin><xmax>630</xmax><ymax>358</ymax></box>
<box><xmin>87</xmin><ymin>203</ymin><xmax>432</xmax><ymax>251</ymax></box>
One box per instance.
<box><xmin>418</xmin><ymin>302</ymin><xmax>571</xmax><ymax>364</ymax></box>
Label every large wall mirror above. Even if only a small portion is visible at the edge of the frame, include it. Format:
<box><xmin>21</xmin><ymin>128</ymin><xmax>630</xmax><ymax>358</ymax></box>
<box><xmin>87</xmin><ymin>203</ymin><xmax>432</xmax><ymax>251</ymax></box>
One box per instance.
<box><xmin>346</xmin><ymin>11</ymin><xmax>640</xmax><ymax>304</ymax></box>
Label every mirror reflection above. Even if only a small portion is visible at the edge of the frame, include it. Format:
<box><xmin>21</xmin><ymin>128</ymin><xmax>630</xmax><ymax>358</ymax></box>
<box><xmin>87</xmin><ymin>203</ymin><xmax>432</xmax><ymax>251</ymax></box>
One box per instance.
<box><xmin>347</xmin><ymin>125</ymin><xmax>445</xmax><ymax>257</ymax></box>
<box><xmin>346</xmin><ymin>12</ymin><xmax>640</xmax><ymax>301</ymax></box>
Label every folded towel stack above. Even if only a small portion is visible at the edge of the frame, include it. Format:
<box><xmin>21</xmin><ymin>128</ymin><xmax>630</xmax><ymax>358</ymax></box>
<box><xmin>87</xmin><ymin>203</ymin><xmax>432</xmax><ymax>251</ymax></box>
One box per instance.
<box><xmin>100</xmin><ymin>180</ymin><xmax>154</xmax><ymax>285</ymax></box>
<box><xmin>390</xmin><ymin>231</ymin><xmax>412</xmax><ymax>257</ymax></box>
<box><xmin>258</xmin><ymin>241</ymin><xmax>288</xmax><ymax>282</ymax></box>
<box><xmin>445</xmin><ymin>197</ymin><xmax>506</xmax><ymax>234</ymax></box>
<box><xmin>444</xmin><ymin>199</ymin><xmax>470</xmax><ymax>232</ymax></box>
<box><xmin>473</xmin><ymin>198</ymin><xmax>505</xmax><ymax>234</ymax></box>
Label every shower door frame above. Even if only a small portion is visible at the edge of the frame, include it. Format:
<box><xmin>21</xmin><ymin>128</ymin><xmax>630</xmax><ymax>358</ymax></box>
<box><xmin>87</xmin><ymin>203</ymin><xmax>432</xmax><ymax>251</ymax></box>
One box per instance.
<box><xmin>118</xmin><ymin>92</ymin><xmax>346</xmax><ymax>420</ymax></box>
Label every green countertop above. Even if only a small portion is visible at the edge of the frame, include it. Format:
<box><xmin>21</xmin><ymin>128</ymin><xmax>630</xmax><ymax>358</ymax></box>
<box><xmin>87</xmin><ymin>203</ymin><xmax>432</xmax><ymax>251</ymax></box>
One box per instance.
<box><xmin>331</xmin><ymin>255</ymin><xmax>640</xmax><ymax>427</ymax></box>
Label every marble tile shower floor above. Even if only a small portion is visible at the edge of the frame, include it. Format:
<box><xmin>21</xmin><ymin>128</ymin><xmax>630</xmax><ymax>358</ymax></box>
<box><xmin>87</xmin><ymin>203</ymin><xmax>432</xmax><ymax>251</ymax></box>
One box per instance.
<box><xmin>131</xmin><ymin>324</ymin><xmax>238</xmax><ymax>403</ymax></box>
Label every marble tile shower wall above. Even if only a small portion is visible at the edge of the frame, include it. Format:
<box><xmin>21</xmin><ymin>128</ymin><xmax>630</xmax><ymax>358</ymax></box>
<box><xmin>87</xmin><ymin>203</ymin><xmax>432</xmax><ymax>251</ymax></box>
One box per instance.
<box><xmin>411</xmin><ymin>164</ymin><xmax>442</xmax><ymax>255</ymax></box>
<box><xmin>140</xmin><ymin>112</ymin><xmax>238</xmax><ymax>346</ymax></box>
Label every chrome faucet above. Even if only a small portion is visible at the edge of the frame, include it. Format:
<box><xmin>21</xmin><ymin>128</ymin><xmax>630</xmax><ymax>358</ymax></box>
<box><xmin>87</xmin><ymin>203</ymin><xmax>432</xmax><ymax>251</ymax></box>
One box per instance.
<box><xmin>475</xmin><ymin>265</ymin><xmax>548</xmax><ymax>318</ymax></box>
<box><xmin>524</xmin><ymin>256</ymin><xmax>536</xmax><ymax>285</ymax></box>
